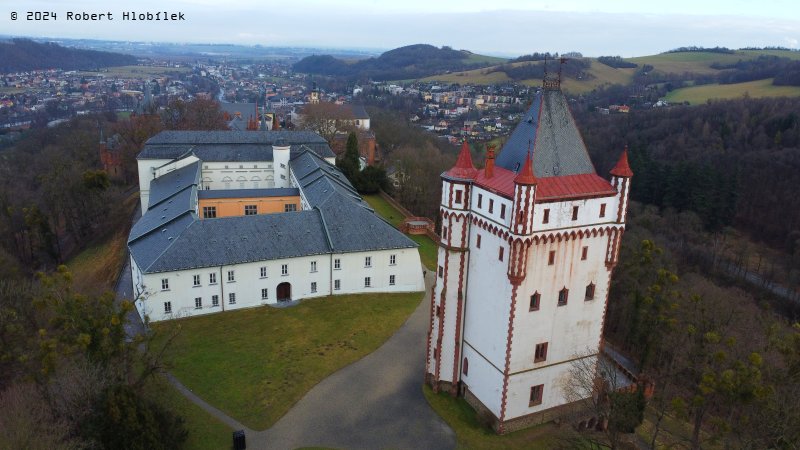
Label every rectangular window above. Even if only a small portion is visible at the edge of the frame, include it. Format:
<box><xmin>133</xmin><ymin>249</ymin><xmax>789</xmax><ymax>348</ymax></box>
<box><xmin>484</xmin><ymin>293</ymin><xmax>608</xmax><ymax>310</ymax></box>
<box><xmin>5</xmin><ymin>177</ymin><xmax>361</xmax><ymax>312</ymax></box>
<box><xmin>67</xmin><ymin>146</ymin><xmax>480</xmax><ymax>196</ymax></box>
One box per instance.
<box><xmin>244</xmin><ymin>204</ymin><xmax>257</xmax><ymax>215</ymax></box>
<box><xmin>489</xmin><ymin>199</ymin><xmax>494</xmax><ymax>213</ymax></box>
<box><xmin>284</xmin><ymin>203</ymin><xmax>297</xmax><ymax>212</ymax></box>
<box><xmin>211</xmin><ymin>295</ymin><xmax>219</xmax><ymax>307</ymax></box>
<box><xmin>334</xmin><ymin>279</ymin><xmax>341</xmax><ymax>290</ymax></box>
<box><xmin>599</xmin><ymin>203</ymin><xmax>606</xmax><ymax>218</ymax></box>
<box><xmin>311</xmin><ymin>282</ymin><xmax>317</xmax><ymax>293</ymax></box>
<box><xmin>209</xmin><ymin>273</ymin><xmax>217</xmax><ymax>284</ymax></box>
<box><xmin>194</xmin><ymin>297</ymin><xmax>202</xmax><ymax>309</ymax></box>
<box><xmin>365</xmin><ymin>256</ymin><xmax>372</xmax><ymax>268</ymax></box>
<box><xmin>164</xmin><ymin>301</ymin><xmax>172</xmax><ymax>314</ymax></box>
<box><xmin>572</xmin><ymin>205</ymin><xmax>579</xmax><ymax>221</ymax></box>
<box><xmin>227</xmin><ymin>270</ymin><xmax>235</xmax><ymax>282</ymax></box>
<box><xmin>548</xmin><ymin>251</ymin><xmax>555</xmax><ymax>265</ymax></box>
<box><xmin>530</xmin><ymin>384</ymin><xmax>544</xmax><ymax>406</ymax></box>
<box><xmin>476</xmin><ymin>234</ymin><xmax>481</xmax><ymax>248</ymax></box>
<box><xmin>455</xmin><ymin>190</ymin><xmax>462</xmax><ymax>203</ymax></box>
<box><xmin>364</xmin><ymin>277</ymin><xmax>371</xmax><ymax>287</ymax></box>
<box><xmin>390</xmin><ymin>255</ymin><xmax>396</xmax><ymax>265</ymax></box>
<box><xmin>202</xmin><ymin>206</ymin><xmax>217</xmax><ymax>219</ymax></box>
<box><xmin>334</xmin><ymin>258</ymin><xmax>341</xmax><ymax>270</ymax></box>
<box><xmin>499</xmin><ymin>246</ymin><xmax>504</xmax><ymax>261</ymax></box>
<box><xmin>389</xmin><ymin>275</ymin><xmax>396</xmax><ymax>286</ymax></box>
<box><xmin>310</xmin><ymin>261</ymin><xmax>317</xmax><ymax>272</ymax></box>
<box><xmin>161</xmin><ymin>278</ymin><xmax>169</xmax><ymax>290</ymax></box>
<box><xmin>500</xmin><ymin>204</ymin><xmax>506</xmax><ymax>219</ymax></box>
<box><xmin>581</xmin><ymin>246</ymin><xmax>588</xmax><ymax>261</ymax></box>
<box><xmin>534</xmin><ymin>342</ymin><xmax>548</xmax><ymax>362</ymax></box>
<box><xmin>530</xmin><ymin>292</ymin><xmax>540</xmax><ymax>311</ymax></box>
<box><xmin>260</xmin><ymin>267</ymin><xmax>267</xmax><ymax>278</ymax></box>
<box><xmin>542</xmin><ymin>208</ymin><xmax>550</xmax><ymax>224</ymax></box>
<box><xmin>438</xmin><ymin>265</ymin><xmax>444</xmax><ymax>278</ymax></box>
<box><xmin>585</xmin><ymin>283</ymin><xmax>596</xmax><ymax>300</ymax></box>
<box><xmin>193</xmin><ymin>275</ymin><xmax>200</xmax><ymax>286</ymax></box>
<box><xmin>262</xmin><ymin>288</ymin><xmax>268</xmax><ymax>299</ymax></box>
<box><xmin>477</xmin><ymin>193</ymin><xmax>483</xmax><ymax>208</ymax></box>
<box><xmin>281</xmin><ymin>264</ymin><xmax>288</xmax><ymax>276</ymax></box>
<box><xmin>442</xmin><ymin>226</ymin><xmax>448</xmax><ymax>240</ymax></box>
<box><xmin>558</xmin><ymin>288</ymin><xmax>569</xmax><ymax>306</ymax></box>
<box><xmin>229</xmin><ymin>293</ymin><xmax>236</xmax><ymax>304</ymax></box>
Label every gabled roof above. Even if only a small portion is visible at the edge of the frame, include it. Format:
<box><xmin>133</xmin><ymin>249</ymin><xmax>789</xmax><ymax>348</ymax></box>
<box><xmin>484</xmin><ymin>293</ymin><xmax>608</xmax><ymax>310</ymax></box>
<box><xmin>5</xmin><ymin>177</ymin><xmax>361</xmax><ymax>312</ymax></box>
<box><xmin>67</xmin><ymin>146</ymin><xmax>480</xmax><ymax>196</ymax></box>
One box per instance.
<box><xmin>139</xmin><ymin>130</ymin><xmax>335</xmax><ymax>160</ymax></box>
<box><xmin>148</xmin><ymin>161</ymin><xmax>200</xmax><ymax>209</ymax></box>
<box><xmin>496</xmin><ymin>89</ymin><xmax>596</xmax><ymax>178</ymax></box>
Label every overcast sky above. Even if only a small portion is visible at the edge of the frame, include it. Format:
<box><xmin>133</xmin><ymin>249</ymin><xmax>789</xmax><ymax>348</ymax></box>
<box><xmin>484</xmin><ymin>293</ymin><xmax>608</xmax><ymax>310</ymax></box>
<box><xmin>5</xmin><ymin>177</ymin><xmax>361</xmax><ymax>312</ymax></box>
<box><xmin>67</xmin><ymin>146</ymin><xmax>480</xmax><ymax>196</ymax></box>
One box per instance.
<box><xmin>1</xmin><ymin>0</ymin><xmax>799</xmax><ymax>56</ymax></box>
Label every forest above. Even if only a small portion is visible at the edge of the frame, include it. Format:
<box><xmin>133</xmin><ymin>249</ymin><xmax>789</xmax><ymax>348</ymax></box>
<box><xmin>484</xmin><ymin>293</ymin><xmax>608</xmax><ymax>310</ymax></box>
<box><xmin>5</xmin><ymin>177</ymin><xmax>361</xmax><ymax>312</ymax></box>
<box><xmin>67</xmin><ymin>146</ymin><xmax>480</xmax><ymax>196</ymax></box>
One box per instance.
<box><xmin>0</xmin><ymin>39</ymin><xmax>137</xmax><ymax>72</ymax></box>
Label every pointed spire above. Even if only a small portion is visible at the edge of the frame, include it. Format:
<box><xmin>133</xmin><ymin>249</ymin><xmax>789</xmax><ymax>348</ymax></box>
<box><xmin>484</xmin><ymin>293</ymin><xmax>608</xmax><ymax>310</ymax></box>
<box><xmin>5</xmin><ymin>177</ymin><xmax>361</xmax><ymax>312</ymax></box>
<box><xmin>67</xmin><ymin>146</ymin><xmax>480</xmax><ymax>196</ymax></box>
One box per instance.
<box><xmin>514</xmin><ymin>149</ymin><xmax>537</xmax><ymax>185</ymax></box>
<box><xmin>610</xmin><ymin>145</ymin><xmax>633</xmax><ymax>178</ymax></box>
<box><xmin>445</xmin><ymin>140</ymin><xmax>477</xmax><ymax>180</ymax></box>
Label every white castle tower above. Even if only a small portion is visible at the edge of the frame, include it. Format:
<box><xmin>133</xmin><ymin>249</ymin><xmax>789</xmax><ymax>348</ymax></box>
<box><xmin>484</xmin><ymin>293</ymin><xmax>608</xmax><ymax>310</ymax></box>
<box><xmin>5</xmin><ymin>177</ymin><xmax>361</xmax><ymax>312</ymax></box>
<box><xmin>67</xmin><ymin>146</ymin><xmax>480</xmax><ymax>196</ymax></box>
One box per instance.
<box><xmin>425</xmin><ymin>84</ymin><xmax>633</xmax><ymax>433</ymax></box>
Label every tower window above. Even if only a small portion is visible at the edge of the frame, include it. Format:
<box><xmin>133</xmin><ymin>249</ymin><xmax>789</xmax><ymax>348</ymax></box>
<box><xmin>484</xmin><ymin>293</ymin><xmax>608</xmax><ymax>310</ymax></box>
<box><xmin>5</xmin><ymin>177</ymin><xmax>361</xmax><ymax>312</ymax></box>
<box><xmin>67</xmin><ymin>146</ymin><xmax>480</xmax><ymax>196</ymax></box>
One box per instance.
<box><xmin>582</xmin><ymin>246</ymin><xmax>588</xmax><ymax>261</ymax></box>
<box><xmin>529</xmin><ymin>292</ymin><xmax>540</xmax><ymax>311</ymax></box>
<box><xmin>600</xmin><ymin>203</ymin><xmax>607</xmax><ymax>218</ymax></box>
<box><xmin>477</xmin><ymin>194</ymin><xmax>483</xmax><ymax>208</ymax></box>
<box><xmin>489</xmin><ymin>199</ymin><xmax>494</xmax><ymax>213</ymax></box>
<box><xmin>462</xmin><ymin>357</ymin><xmax>469</xmax><ymax>376</ymax></box>
<box><xmin>498</xmin><ymin>246</ymin><xmax>504</xmax><ymax>261</ymax></box>
<box><xmin>572</xmin><ymin>206</ymin><xmax>579</xmax><ymax>221</ymax></box>
<box><xmin>585</xmin><ymin>282</ymin><xmax>596</xmax><ymax>300</ymax></box>
<box><xmin>534</xmin><ymin>342</ymin><xmax>548</xmax><ymax>362</ymax></box>
<box><xmin>548</xmin><ymin>251</ymin><xmax>555</xmax><ymax>265</ymax></box>
<box><xmin>558</xmin><ymin>288</ymin><xmax>569</xmax><ymax>306</ymax></box>
<box><xmin>476</xmin><ymin>234</ymin><xmax>481</xmax><ymax>248</ymax></box>
<box><xmin>455</xmin><ymin>190</ymin><xmax>462</xmax><ymax>203</ymax></box>
<box><xmin>530</xmin><ymin>384</ymin><xmax>544</xmax><ymax>406</ymax></box>
<box><xmin>438</xmin><ymin>265</ymin><xmax>444</xmax><ymax>278</ymax></box>
<box><xmin>442</xmin><ymin>226</ymin><xmax>448</xmax><ymax>240</ymax></box>
<box><xmin>542</xmin><ymin>209</ymin><xmax>550</xmax><ymax>224</ymax></box>
<box><xmin>500</xmin><ymin>204</ymin><xmax>506</xmax><ymax>219</ymax></box>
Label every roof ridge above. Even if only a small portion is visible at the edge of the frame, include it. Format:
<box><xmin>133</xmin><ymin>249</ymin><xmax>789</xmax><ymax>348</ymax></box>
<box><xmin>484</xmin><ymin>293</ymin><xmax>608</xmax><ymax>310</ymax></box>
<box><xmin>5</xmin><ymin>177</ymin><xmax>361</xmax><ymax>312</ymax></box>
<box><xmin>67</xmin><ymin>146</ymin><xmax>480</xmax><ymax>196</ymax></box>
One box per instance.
<box><xmin>314</xmin><ymin>206</ymin><xmax>335</xmax><ymax>252</ymax></box>
<box><xmin>141</xmin><ymin>213</ymin><xmax>198</xmax><ymax>272</ymax></box>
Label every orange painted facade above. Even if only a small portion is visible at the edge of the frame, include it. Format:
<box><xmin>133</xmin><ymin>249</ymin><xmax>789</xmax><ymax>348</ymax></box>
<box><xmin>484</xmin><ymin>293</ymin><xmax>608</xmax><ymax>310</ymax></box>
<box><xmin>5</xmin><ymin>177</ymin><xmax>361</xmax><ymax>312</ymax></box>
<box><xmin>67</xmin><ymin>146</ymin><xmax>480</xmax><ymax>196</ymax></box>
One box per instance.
<box><xmin>198</xmin><ymin>195</ymin><xmax>301</xmax><ymax>218</ymax></box>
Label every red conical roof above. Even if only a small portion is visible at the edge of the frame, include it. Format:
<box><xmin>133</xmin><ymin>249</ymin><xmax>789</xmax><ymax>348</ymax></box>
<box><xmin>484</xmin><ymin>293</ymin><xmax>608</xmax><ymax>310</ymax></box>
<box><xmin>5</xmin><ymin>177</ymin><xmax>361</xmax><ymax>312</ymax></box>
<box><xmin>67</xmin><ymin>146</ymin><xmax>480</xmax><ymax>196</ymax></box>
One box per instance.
<box><xmin>514</xmin><ymin>152</ymin><xmax>537</xmax><ymax>185</ymax></box>
<box><xmin>445</xmin><ymin>140</ymin><xmax>478</xmax><ymax>180</ymax></box>
<box><xmin>610</xmin><ymin>146</ymin><xmax>633</xmax><ymax>178</ymax></box>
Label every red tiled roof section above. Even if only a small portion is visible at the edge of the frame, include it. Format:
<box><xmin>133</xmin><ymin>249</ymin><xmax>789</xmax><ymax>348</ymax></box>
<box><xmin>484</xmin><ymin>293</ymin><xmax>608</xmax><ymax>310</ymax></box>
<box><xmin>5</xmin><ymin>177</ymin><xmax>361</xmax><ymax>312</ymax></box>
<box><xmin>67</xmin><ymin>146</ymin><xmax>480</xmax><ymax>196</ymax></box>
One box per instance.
<box><xmin>610</xmin><ymin>147</ymin><xmax>633</xmax><ymax>178</ymax></box>
<box><xmin>445</xmin><ymin>140</ymin><xmax>478</xmax><ymax>180</ymax></box>
<box><xmin>475</xmin><ymin>166</ymin><xmax>616</xmax><ymax>200</ymax></box>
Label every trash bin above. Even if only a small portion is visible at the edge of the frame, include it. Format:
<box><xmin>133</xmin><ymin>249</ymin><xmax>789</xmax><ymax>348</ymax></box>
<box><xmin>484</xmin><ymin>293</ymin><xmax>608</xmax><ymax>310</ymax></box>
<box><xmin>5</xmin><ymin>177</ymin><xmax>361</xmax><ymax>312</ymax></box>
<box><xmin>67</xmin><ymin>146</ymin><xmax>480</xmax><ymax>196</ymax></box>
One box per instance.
<box><xmin>233</xmin><ymin>429</ymin><xmax>246</xmax><ymax>450</ymax></box>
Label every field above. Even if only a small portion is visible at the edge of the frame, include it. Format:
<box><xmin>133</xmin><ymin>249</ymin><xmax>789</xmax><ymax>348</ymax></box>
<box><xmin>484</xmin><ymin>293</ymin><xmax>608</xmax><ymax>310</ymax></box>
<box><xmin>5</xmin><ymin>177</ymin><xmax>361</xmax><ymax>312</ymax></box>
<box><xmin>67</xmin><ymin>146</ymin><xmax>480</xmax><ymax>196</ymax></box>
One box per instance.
<box><xmin>154</xmin><ymin>291</ymin><xmax>423</xmax><ymax>429</ymax></box>
<box><xmin>629</xmin><ymin>49</ymin><xmax>800</xmax><ymax>76</ymax></box>
<box><xmin>665</xmin><ymin>78</ymin><xmax>800</xmax><ymax>104</ymax></box>
<box><xmin>78</xmin><ymin>65</ymin><xmax>190</xmax><ymax>78</ymax></box>
<box><xmin>463</xmin><ymin>52</ymin><xmax>509</xmax><ymax>65</ymax></box>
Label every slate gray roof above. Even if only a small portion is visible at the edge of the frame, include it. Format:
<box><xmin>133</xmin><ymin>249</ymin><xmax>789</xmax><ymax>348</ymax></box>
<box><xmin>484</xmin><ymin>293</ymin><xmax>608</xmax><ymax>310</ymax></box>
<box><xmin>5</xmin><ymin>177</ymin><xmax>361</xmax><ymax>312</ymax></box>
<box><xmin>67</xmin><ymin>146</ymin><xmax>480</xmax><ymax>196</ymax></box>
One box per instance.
<box><xmin>129</xmin><ymin>137</ymin><xmax>416</xmax><ymax>274</ymax></box>
<box><xmin>495</xmin><ymin>89</ymin><xmax>596</xmax><ymax>177</ymax></box>
<box><xmin>139</xmin><ymin>130</ymin><xmax>335</xmax><ymax>161</ymax></box>
<box><xmin>197</xmin><ymin>188</ymin><xmax>299</xmax><ymax>199</ymax></box>
<box><xmin>148</xmin><ymin>162</ymin><xmax>200</xmax><ymax>209</ymax></box>
<box><xmin>344</xmin><ymin>104</ymin><xmax>369</xmax><ymax>119</ymax></box>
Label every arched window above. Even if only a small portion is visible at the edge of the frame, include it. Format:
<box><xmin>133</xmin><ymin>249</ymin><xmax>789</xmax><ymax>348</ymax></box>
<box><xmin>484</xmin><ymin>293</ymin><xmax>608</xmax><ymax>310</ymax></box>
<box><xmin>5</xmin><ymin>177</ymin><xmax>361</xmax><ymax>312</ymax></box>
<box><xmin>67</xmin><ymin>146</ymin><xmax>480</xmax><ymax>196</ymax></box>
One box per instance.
<box><xmin>585</xmin><ymin>282</ymin><xmax>595</xmax><ymax>300</ymax></box>
<box><xmin>222</xmin><ymin>176</ymin><xmax>232</xmax><ymax>190</ymax></box>
<box><xmin>236</xmin><ymin>176</ymin><xmax>247</xmax><ymax>189</ymax></box>
<box><xmin>558</xmin><ymin>287</ymin><xmax>569</xmax><ymax>306</ymax></box>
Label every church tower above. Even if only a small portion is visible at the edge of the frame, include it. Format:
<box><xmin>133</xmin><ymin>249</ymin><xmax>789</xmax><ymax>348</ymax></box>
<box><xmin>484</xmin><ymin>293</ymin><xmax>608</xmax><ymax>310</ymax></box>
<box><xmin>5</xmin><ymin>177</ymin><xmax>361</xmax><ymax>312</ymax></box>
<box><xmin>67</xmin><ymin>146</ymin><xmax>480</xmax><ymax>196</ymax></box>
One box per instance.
<box><xmin>426</xmin><ymin>85</ymin><xmax>632</xmax><ymax>433</ymax></box>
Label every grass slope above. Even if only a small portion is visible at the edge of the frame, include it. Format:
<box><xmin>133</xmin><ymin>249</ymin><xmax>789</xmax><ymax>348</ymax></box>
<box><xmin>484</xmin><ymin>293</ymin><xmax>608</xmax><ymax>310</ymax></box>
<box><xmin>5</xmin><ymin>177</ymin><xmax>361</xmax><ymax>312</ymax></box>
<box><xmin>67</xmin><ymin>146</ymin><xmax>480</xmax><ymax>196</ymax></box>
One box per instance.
<box><xmin>665</xmin><ymin>78</ymin><xmax>800</xmax><ymax>104</ymax></box>
<box><xmin>362</xmin><ymin>194</ymin><xmax>438</xmax><ymax>270</ymax></box>
<box><xmin>156</xmin><ymin>292</ymin><xmax>422</xmax><ymax>430</ymax></box>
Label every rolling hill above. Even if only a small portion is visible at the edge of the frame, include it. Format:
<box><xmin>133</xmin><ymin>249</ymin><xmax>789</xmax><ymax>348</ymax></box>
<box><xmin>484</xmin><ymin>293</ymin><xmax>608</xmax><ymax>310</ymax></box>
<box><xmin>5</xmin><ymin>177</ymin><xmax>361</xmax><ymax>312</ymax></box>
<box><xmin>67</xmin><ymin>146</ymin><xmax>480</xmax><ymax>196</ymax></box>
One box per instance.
<box><xmin>292</xmin><ymin>44</ymin><xmax>507</xmax><ymax>81</ymax></box>
<box><xmin>0</xmin><ymin>38</ymin><xmax>137</xmax><ymax>72</ymax></box>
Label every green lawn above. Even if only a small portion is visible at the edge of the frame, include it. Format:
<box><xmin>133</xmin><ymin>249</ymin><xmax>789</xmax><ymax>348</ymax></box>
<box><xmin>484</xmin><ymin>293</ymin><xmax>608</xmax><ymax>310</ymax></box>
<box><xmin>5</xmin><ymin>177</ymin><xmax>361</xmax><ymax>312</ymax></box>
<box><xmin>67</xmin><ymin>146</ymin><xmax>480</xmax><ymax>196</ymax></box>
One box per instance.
<box><xmin>145</xmin><ymin>376</ymin><xmax>232</xmax><ymax>450</ymax></box>
<box><xmin>362</xmin><ymin>194</ymin><xmax>438</xmax><ymax>270</ymax></box>
<box><xmin>423</xmin><ymin>386</ymin><xmax>569</xmax><ymax>449</ymax></box>
<box><xmin>155</xmin><ymin>292</ymin><xmax>423</xmax><ymax>430</ymax></box>
<box><xmin>665</xmin><ymin>78</ymin><xmax>800</xmax><ymax>104</ymax></box>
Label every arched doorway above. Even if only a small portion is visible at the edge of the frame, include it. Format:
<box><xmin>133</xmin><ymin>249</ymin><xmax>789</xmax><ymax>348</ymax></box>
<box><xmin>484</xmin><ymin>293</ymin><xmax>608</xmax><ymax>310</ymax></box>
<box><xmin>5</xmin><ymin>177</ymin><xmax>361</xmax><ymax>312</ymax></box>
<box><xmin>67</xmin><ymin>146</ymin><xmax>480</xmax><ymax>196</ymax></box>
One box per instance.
<box><xmin>277</xmin><ymin>282</ymin><xmax>291</xmax><ymax>302</ymax></box>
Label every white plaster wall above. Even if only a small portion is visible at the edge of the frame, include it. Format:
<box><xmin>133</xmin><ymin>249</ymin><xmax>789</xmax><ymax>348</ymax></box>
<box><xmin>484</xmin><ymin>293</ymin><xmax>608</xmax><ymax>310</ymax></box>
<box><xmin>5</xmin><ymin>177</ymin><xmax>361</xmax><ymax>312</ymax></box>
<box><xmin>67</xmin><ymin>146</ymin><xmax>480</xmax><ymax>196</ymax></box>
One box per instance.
<box><xmin>461</xmin><ymin>343</ymin><xmax>505</xmax><ymax>417</ymax></box>
<box><xmin>531</xmin><ymin>195</ymin><xmax>618</xmax><ymax>233</ymax></box>
<box><xmin>462</xmin><ymin>226</ymin><xmax>512</xmax><ymax>370</ymax></box>
<box><xmin>470</xmin><ymin>187</ymin><xmax>512</xmax><ymax>228</ymax></box>
<box><xmin>137</xmin><ymin>248</ymin><xmax>423</xmax><ymax>323</ymax></box>
<box><xmin>200</xmin><ymin>161</ymin><xmax>275</xmax><ymax>190</ymax></box>
<box><xmin>273</xmin><ymin>146</ymin><xmax>291</xmax><ymax>188</ymax></box>
<box><xmin>509</xmin><ymin>234</ymin><xmax>609</xmax><ymax>373</ymax></box>
<box><xmin>504</xmin><ymin>356</ymin><xmax>592</xmax><ymax>419</ymax></box>
<box><xmin>137</xmin><ymin>158</ymin><xmax>171</xmax><ymax>211</ymax></box>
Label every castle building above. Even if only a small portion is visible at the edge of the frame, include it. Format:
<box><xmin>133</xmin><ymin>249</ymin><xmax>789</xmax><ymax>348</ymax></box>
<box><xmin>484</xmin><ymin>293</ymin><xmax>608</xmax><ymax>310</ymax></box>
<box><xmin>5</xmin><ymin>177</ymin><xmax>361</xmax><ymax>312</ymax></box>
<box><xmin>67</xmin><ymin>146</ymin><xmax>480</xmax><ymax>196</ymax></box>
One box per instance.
<box><xmin>130</xmin><ymin>130</ymin><xmax>424</xmax><ymax>323</ymax></box>
<box><xmin>425</xmin><ymin>85</ymin><xmax>632</xmax><ymax>433</ymax></box>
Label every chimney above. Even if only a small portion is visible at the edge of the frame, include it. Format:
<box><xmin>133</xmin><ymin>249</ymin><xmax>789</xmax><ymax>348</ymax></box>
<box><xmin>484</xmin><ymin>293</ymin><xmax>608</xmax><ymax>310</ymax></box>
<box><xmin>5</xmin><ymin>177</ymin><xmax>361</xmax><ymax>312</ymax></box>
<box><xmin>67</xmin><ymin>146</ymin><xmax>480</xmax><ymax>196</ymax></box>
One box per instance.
<box><xmin>485</xmin><ymin>144</ymin><xmax>496</xmax><ymax>178</ymax></box>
